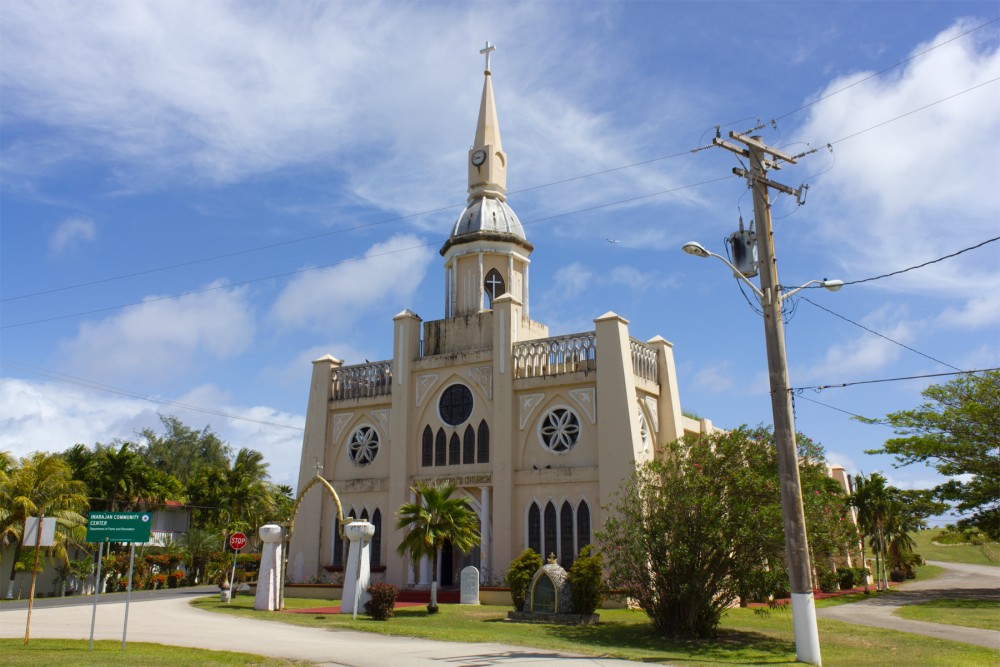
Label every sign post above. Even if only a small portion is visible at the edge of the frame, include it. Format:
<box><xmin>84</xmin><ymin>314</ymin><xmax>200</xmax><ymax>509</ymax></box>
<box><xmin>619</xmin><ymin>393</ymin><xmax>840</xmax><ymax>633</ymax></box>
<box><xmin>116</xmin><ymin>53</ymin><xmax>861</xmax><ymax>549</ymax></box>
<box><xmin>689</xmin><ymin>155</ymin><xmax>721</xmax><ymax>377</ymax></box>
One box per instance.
<box><xmin>85</xmin><ymin>512</ymin><xmax>151</xmax><ymax>652</ymax></box>
<box><xmin>23</xmin><ymin>515</ymin><xmax>55</xmax><ymax>644</ymax></box>
<box><xmin>228</xmin><ymin>532</ymin><xmax>246</xmax><ymax>605</ymax></box>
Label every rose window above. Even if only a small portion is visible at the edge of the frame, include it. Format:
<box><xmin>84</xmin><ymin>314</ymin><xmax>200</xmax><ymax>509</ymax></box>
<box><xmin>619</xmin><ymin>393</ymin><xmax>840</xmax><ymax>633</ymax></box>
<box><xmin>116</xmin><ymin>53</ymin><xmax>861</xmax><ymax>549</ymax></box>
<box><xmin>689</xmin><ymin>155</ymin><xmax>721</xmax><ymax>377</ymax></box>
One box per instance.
<box><xmin>348</xmin><ymin>426</ymin><xmax>379</xmax><ymax>467</ymax></box>
<box><xmin>538</xmin><ymin>408</ymin><xmax>580</xmax><ymax>453</ymax></box>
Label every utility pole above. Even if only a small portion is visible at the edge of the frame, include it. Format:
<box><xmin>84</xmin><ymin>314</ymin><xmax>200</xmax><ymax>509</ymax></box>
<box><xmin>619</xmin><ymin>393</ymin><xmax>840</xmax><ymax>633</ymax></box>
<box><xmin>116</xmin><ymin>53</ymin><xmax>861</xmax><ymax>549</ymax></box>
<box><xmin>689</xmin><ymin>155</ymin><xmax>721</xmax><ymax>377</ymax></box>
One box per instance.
<box><xmin>713</xmin><ymin>129</ymin><xmax>822</xmax><ymax>666</ymax></box>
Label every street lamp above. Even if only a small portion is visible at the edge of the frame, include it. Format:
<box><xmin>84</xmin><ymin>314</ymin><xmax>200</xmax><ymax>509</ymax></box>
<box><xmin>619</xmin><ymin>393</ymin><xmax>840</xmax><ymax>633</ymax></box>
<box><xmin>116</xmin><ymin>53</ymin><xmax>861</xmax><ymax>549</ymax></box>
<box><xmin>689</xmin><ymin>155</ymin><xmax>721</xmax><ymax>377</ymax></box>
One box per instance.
<box><xmin>682</xmin><ymin>241</ymin><xmax>842</xmax><ymax>301</ymax></box>
<box><xmin>682</xmin><ymin>238</ymin><xmax>841</xmax><ymax>666</ymax></box>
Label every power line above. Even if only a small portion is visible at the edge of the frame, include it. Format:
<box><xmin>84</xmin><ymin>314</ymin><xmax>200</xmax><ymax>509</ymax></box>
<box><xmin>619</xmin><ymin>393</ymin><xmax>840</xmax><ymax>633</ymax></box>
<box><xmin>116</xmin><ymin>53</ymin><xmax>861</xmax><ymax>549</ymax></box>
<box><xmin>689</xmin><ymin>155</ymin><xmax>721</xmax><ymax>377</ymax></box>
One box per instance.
<box><xmin>829</xmin><ymin>77</ymin><xmax>1000</xmax><ymax>145</ymax></box>
<box><xmin>0</xmin><ymin>359</ymin><xmax>305</xmax><ymax>431</ymax></box>
<box><xmin>774</xmin><ymin>17</ymin><xmax>1000</xmax><ymax>122</ymax></box>
<box><xmin>1</xmin><ymin>175</ymin><xmax>732</xmax><ymax>329</ymax></box>
<box><xmin>1</xmin><ymin>147</ymin><xmax>714</xmax><ymax>304</ymax></box>
<box><xmin>832</xmin><ymin>236</ymin><xmax>999</xmax><ymax>287</ymax></box>
<box><xmin>791</xmin><ymin>393</ymin><xmax>890</xmax><ymax>426</ymax></box>
<box><xmin>792</xmin><ymin>367</ymin><xmax>999</xmax><ymax>393</ymax></box>
<box><xmin>798</xmin><ymin>297</ymin><xmax>962</xmax><ymax>372</ymax></box>
<box><xmin>7</xmin><ymin>18</ymin><xmax>996</xmax><ymax>305</ymax></box>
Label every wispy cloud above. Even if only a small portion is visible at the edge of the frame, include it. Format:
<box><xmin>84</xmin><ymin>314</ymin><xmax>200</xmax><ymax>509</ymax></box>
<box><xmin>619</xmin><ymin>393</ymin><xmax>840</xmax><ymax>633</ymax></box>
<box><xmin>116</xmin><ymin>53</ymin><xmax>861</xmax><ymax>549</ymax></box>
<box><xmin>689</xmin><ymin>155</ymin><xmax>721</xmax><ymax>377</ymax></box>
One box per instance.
<box><xmin>792</xmin><ymin>20</ymin><xmax>1000</xmax><ymax>317</ymax></box>
<box><xmin>270</xmin><ymin>234</ymin><xmax>434</xmax><ymax>332</ymax></box>
<box><xmin>59</xmin><ymin>281</ymin><xmax>256</xmax><ymax>381</ymax></box>
<box><xmin>48</xmin><ymin>217</ymin><xmax>96</xmax><ymax>255</ymax></box>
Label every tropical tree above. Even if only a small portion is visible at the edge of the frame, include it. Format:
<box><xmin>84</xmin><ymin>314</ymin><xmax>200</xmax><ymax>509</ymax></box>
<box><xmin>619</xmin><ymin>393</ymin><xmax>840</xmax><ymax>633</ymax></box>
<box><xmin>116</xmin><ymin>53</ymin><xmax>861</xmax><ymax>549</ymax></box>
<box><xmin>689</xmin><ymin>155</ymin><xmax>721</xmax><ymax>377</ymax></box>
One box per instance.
<box><xmin>395</xmin><ymin>481</ymin><xmax>480</xmax><ymax>613</ymax></box>
<box><xmin>138</xmin><ymin>415</ymin><xmax>232</xmax><ymax>488</ymax></box>
<box><xmin>863</xmin><ymin>370</ymin><xmax>999</xmax><ymax>538</ymax></box>
<box><xmin>100</xmin><ymin>441</ymin><xmax>184</xmax><ymax>511</ymax></box>
<box><xmin>0</xmin><ymin>453</ymin><xmax>89</xmax><ymax>599</ymax></box>
<box><xmin>849</xmin><ymin>472</ymin><xmax>890</xmax><ymax>590</ymax></box>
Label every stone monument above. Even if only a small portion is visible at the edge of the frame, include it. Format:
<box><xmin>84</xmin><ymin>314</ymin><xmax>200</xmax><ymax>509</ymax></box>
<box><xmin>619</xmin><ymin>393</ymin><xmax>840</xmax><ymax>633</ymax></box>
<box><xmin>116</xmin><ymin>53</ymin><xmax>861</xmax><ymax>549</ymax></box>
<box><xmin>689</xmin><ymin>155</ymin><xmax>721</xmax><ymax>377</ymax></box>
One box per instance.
<box><xmin>460</xmin><ymin>566</ymin><xmax>480</xmax><ymax>605</ymax></box>
<box><xmin>254</xmin><ymin>524</ymin><xmax>283</xmax><ymax>611</ymax></box>
<box><xmin>340</xmin><ymin>520</ymin><xmax>375</xmax><ymax>615</ymax></box>
<box><xmin>507</xmin><ymin>554</ymin><xmax>599</xmax><ymax>625</ymax></box>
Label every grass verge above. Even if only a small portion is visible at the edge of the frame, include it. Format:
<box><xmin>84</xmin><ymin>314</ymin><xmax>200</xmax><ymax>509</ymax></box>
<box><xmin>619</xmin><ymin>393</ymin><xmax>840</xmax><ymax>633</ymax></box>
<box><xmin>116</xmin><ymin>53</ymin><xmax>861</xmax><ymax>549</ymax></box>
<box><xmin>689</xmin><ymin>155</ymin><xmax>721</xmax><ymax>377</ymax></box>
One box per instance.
<box><xmin>897</xmin><ymin>598</ymin><xmax>1000</xmax><ymax>632</ymax></box>
<box><xmin>2</xmin><ymin>638</ymin><xmax>312</xmax><ymax>667</ymax></box>
<box><xmin>192</xmin><ymin>595</ymin><xmax>998</xmax><ymax>666</ymax></box>
<box><xmin>912</xmin><ymin>530</ymin><xmax>999</xmax><ymax>566</ymax></box>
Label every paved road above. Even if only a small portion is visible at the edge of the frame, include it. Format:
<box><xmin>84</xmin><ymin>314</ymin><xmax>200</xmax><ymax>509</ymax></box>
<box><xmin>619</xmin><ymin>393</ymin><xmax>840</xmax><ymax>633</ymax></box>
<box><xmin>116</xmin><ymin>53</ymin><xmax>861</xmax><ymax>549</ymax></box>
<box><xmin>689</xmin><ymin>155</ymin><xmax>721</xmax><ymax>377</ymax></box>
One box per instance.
<box><xmin>0</xmin><ymin>592</ymin><xmax>645</xmax><ymax>667</ymax></box>
<box><xmin>817</xmin><ymin>560</ymin><xmax>999</xmax><ymax>649</ymax></box>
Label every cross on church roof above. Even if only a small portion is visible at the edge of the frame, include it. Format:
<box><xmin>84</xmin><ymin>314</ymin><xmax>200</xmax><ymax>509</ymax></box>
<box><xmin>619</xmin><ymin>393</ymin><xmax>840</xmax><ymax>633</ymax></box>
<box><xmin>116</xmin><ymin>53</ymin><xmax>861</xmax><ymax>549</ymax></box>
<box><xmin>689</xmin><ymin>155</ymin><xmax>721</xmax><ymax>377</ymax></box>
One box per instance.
<box><xmin>480</xmin><ymin>41</ymin><xmax>496</xmax><ymax>73</ymax></box>
<box><xmin>313</xmin><ymin>458</ymin><xmax>324</xmax><ymax>476</ymax></box>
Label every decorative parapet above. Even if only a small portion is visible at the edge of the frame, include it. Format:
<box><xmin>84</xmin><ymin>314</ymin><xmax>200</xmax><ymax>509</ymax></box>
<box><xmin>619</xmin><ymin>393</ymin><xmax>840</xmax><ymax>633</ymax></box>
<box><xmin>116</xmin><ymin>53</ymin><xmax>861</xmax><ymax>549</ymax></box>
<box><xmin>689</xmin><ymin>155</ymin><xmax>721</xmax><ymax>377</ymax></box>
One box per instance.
<box><xmin>332</xmin><ymin>360</ymin><xmax>392</xmax><ymax>401</ymax></box>
<box><xmin>630</xmin><ymin>338</ymin><xmax>659</xmax><ymax>385</ymax></box>
<box><xmin>512</xmin><ymin>332</ymin><xmax>596</xmax><ymax>379</ymax></box>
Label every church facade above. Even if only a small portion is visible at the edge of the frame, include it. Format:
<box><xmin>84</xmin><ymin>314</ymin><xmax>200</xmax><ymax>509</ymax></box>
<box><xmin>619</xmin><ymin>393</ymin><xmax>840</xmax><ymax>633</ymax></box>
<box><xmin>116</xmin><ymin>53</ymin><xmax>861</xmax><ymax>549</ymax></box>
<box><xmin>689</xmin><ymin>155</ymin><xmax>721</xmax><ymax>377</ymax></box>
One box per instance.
<box><xmin>288</xmin><ymin>49</ymin><xmax>713</xmax><ymax>588</ymax></box>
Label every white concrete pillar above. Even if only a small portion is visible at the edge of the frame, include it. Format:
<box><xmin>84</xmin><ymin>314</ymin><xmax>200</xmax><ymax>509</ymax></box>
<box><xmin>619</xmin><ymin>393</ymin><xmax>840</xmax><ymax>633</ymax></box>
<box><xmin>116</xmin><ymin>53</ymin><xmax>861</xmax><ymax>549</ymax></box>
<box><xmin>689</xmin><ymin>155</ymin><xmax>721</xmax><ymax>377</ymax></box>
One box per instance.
<box><xmin>340</xmin><ymin>521</ymin><xmax>375</xmax><ymax>615</ymax></box>
<box><xmin>254</xmin><ymin>524</ymin><xmax>283</xmax><ymax>611</ymax></box>
<box><xmin>479</xmin><ymin>486</ymin><xmax>492</xmax><ymax>582</ymax></box>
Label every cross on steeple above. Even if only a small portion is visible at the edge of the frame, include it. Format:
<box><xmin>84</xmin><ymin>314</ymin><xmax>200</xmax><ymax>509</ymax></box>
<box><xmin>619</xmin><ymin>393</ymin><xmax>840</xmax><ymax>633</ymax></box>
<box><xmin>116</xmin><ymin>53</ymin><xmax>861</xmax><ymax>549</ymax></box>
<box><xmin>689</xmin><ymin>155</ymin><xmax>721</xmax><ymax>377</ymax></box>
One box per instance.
<box><xmin>480</xmin><ymin>41</ymin><xmax>496</xmax><ymax>73</ymax></box>
<box><xmin>313</xmin><ymin>458</ymin><xmax>324</xmax><ymax>476</ymax></box>
<box><xmin>485</xmin><ymin>272</ymin><xmax>504</xmax><ymax>300</ymax></box>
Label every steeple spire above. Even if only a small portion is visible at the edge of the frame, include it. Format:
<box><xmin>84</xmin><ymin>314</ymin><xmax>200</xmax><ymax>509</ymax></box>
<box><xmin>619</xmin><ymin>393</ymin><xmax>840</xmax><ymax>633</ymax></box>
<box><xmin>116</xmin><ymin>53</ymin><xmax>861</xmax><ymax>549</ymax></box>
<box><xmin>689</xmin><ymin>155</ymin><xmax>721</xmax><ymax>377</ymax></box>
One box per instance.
<box><xmin>468</xmin><ymin>41</ymin><xmax>507</xmax><ymax>201</ymax></box>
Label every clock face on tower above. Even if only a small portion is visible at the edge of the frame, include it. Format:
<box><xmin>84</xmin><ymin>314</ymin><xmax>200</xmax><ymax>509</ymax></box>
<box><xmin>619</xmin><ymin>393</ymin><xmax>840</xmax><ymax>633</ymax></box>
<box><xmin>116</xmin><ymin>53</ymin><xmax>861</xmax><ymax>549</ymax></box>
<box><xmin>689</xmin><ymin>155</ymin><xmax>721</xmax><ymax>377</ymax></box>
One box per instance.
<box><xmin>471</xmin><ymin>149</ymin><xmax>487</xmax><ymax>166</ymax></box>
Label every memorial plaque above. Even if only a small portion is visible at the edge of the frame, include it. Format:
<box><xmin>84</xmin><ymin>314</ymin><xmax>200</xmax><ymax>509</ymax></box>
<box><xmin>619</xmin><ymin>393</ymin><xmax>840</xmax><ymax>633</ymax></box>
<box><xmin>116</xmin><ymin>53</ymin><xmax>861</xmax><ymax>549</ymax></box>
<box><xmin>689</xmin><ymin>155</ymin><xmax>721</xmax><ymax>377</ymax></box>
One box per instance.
<box><xmin>460</xmin><ymin>566</ymin><xmax>480</xmax><ymax>605</ymax></box>
<box><xmin>531</xmin><ymin>574</ymin><xmax>556</xmax><ymax>614</ymax></box>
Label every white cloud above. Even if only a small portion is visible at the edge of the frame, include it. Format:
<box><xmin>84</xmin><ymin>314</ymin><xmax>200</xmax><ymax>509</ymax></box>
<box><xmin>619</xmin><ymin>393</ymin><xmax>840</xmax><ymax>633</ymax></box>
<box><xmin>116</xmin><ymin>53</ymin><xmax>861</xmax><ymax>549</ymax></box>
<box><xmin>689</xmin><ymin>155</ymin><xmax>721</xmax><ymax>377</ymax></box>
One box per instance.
<box><xmin>270</xmin><ymin>234</ymin><xmax>433</xmax><ymax>331</ymax></box>
<box><xmin>0</xmin><ymin>377</ymin><xmax>305</xmax><ymax>487</ymax></box>
<box><xmin>692</xmin><ymin>361</ymin><xmax>735</xmax><ymax>393</ymax></box>
<box><xmin>48</xmin><ymin>217</ymin><xmax>96</xmax><ymax>255</ymax></box>
<box><xmin>793</xmin><ymin>20</ymin><xmax>1000</xmax><ymax>318</ymax></box>
<box><xmin>609</xmin><ymin>265</ymin><xmax>653</xmax><ymax>291</ymax></box>
<box><xmin>60</xmin><ymin>282</ymin><xmax>255</xmax><ymax>381</ymax></box>
<box><xmin>937</xmin><ymin>291</ymin><xmax>1000</xmax><ymax>329</ymax></box>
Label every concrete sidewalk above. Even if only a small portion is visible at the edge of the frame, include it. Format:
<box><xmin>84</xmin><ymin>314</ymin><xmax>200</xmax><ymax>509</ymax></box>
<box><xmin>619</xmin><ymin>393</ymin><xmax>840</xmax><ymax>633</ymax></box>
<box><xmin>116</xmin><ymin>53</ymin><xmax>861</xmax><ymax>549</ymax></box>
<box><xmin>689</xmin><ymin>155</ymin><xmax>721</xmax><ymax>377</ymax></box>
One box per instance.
<box><xmin>0</xmin><ymin>595</ymin><xmax>647</xmax><ymax>667</ymax></box>
<box><xmin>816</xmin><ymin>560</ymin><xmax>999</xmax><ymax>650</ymax></box>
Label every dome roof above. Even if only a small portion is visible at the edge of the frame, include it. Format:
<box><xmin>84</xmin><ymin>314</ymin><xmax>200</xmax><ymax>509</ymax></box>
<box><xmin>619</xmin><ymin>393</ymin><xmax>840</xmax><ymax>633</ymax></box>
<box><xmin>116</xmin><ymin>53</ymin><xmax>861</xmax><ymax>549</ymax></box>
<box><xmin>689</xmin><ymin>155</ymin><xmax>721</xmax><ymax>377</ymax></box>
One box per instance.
<box><xmin>452</xmin><ymin>197</ymin><xmax>524</xmax><ymax>238</ymax></box>
<box><xmin>440</xmin><ymin>196</ymin><xmax>533</xmax><ymax>255</ymax></box>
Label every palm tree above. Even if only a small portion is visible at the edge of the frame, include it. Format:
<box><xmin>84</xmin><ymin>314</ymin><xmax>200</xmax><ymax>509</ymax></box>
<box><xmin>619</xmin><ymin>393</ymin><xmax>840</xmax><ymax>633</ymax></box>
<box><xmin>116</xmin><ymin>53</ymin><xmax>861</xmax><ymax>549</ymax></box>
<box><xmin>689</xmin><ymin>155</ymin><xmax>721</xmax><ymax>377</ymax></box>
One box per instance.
<box><xmin>395</xmin><ymin>482</ymin><xmax>480</xmax><ymax>613</ymax></box>
<box><xmin>849</xmin><ymin>472</ymin><xmax>893</xmax><ymax>590</ymax></box>
<box><xmin>0</xmin><ymin>453</ymin><xmax>89</xmax><ymax>599</ymax></box>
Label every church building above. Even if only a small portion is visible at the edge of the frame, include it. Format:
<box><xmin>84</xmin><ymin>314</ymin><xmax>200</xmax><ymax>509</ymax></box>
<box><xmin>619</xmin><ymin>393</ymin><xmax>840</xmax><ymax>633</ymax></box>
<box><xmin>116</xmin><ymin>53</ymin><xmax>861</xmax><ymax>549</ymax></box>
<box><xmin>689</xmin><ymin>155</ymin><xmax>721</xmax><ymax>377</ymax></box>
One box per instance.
<box><xmin>288</xmin><ymin>45</ymin><xmax>713</xmax><ymax>588</ymax></box>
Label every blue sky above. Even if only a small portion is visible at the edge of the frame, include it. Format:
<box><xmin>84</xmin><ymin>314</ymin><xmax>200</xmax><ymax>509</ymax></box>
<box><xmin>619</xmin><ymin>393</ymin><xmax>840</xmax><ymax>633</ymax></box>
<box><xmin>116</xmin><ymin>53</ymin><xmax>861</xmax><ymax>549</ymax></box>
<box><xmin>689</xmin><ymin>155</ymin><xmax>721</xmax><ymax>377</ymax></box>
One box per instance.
<box><xmin>2</xmin><ymin>2</ymin><xmax>998</xmax><ymax>520</ymax></box>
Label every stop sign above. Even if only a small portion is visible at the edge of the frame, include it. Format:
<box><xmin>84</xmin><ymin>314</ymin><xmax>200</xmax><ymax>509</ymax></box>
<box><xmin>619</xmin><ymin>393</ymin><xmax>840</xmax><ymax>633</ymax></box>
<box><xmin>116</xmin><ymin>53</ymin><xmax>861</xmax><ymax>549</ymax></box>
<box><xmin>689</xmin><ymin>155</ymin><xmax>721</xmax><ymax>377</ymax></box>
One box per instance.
<box><xmin>229</xmin><ymin>532</ymin><xmax>247</xmax><ymax>551</ymax></box>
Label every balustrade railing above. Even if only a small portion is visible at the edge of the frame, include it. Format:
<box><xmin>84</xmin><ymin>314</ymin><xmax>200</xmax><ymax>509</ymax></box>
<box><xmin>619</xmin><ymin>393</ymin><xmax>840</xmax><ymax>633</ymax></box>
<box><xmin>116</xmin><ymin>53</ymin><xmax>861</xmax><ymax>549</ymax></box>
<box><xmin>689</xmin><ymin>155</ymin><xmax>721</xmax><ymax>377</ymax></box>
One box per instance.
<box><xmin>332</xmin><ymin>360</ymin><xmax>392</xmax><ymax>401</ymax></box>
<box><xmin>513</xmin><ymin>333</ymin><xmax>596</xmax><ymax>379</ymax></box>
<box><xmin>630</xmin><ymin>338</ymin><xmax>659</xmax><ymax>384</ymax></box>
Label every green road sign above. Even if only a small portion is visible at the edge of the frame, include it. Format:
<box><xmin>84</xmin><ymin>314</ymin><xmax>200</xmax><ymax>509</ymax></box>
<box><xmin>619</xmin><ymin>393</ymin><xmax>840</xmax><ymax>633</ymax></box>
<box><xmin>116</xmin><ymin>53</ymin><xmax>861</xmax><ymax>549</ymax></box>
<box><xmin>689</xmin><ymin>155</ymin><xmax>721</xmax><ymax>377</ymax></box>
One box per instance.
<box><xmin>86</xmin><ymin>512</ymin><xmax>152</xmax><ymax>543</ymax></box>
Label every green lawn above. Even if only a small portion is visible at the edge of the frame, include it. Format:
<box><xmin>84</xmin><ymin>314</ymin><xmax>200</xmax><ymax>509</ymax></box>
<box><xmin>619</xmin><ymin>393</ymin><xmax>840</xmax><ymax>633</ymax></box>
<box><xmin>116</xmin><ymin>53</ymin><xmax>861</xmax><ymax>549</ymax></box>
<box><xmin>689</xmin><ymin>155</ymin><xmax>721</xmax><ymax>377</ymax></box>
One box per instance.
<box><xmin>897</xmin><ymin>598</ymin><xmax>1000</xmax><ymax>632</ymax></box>
<box><xmin>2</xmin><ymin>639</ymin><xmax>312</xmax><ymax>667</ymax></box>
<box><xmin>192</xmin><ymin>595</ymin><xmax>998</xmax><ymax>666</ymax></box>
<box><xmin>912</xmin><ymin>530</ymin><xmax>999</xmax><ymax>566</ymax></box>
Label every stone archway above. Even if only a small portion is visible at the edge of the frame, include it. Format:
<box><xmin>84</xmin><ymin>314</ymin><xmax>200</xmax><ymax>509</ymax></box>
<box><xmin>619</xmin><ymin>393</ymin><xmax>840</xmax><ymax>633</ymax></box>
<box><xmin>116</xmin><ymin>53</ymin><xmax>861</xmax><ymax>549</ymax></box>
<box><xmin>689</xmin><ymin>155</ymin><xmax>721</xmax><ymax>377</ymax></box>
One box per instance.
<box><xmin>281</xmin><ymin>474</ymin><xmax>349</xmax><ymax>609</ymax></box>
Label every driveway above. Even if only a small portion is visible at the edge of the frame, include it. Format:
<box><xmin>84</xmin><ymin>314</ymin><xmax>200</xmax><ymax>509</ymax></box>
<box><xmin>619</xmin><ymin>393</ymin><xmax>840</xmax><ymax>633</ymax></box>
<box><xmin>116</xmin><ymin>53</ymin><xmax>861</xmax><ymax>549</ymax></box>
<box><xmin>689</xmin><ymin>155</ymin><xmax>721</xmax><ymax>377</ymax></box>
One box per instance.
<box><xmin>816</xmin><ymin>560</ymin><xmax>999</xmax><ymax>649</ymax></box>
<box><xmin>0</xmin><ymin>592</ymin><xmax>645</xmax><ymax>667</ymax></box>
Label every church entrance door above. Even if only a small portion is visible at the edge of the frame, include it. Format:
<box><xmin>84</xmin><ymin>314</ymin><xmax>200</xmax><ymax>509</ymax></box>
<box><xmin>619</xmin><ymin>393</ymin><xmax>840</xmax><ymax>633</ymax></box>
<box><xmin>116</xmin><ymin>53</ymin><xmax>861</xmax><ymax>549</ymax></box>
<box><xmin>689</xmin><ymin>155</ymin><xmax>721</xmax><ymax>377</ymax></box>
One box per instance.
<box><xmin>441</xmin><ymin>540</ymin><xmax>454</xmax><ymax>587</ymax></box>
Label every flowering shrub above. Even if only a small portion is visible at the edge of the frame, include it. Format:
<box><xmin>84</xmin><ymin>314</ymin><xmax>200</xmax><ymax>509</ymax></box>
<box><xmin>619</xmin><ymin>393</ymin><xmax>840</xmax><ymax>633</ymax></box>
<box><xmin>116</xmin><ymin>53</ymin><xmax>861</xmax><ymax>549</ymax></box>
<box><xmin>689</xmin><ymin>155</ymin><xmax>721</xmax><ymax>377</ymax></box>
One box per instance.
<box><xmin>167</xmin><ymin>570</ymin><xmax>185</xmax><ymax>588</ymax></box>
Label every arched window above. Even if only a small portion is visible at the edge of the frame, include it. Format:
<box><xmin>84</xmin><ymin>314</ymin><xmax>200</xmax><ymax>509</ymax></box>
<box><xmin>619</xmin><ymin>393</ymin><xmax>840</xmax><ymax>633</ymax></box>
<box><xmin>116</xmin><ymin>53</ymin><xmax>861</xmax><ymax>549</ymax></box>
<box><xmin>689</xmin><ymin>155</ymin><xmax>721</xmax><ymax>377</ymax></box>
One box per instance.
<box><xmin>435</xmin><ymin>429</ymin><xmax>446</xmax><ymax>466</ymax></box>
<box><xmin>477</xmin><ymin>420</ymin><xmax>490</xmax><ymax>463</ymax></box>
<box><xmin>484</xmin><ymin>268</ymin><xmax>506</xmax><ymax>309</ymax></box>
<box><xmin>544</xmin><ymin>502</ymin><xmax>557</xmax><ymax>561</ymax></box>
<box><xmin>577</xmin><ymin>500</ymin><xmax>591</xmax><ymax>552</ymax></box>
<box><xmin>422</xmin><ymin>426</ymin><xmax>433</xmax><ymax>467</ymax></box>
<box><xmin>360</xmin><ymin>508</ymin><xmax>369</xmax><ymax>522</ymax></box>
<box><xmin>372</xmin><ymin>509</ymin><xmax>382</xmax><ymax>567</ymax></box>
<box><xmin>527</xmin><ymin>502</ymin><xmax>541</xmax><ymax>555</ymax></box>
<box><xmin>463</xmin><ymin>425</ymin><xmax>475</xmax><ymax>464</ymax></box>
<box><xmin>332</xmin><ymin>516</ymin><xmax>344</xmax><ymax>568</ymax></box>
<box><xmin>449</xmin><ymin>433</ymin><xmax>460</xmax><ymax>465</ymax></box>
<box><xmin>560</xmin><ymin>502</ymin><xmax>574</xmax><ymax>568</ymax></box>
